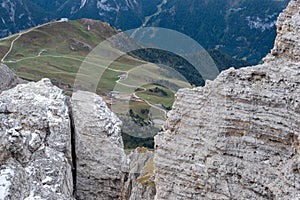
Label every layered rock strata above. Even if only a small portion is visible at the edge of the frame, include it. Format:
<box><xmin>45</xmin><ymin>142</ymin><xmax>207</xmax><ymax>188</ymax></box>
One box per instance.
<box><xmin>267</xmin><ymin>0</ymin><xmax>300</xmax><ymax>62</ymax></box>
<box><xmin>154</xmin><ymin>1</ymin><xmax>300</xmax><ymax>199</ymax></box>
<box><xmin>0</xmin><ymin>1</ymin><xmax>300</xmax><ymax>199</ymax></box>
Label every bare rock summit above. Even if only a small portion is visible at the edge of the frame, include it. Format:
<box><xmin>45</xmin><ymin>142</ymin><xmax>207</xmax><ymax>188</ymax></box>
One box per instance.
<box><xmin>0</xmin><ymin>78</ymin><xmax>73</xmax><ymax>199</ymax></box>
<box><xmin>155</xmin><ymin>0</ymin><xmax>300</xmax><ymax>199</ymax></box>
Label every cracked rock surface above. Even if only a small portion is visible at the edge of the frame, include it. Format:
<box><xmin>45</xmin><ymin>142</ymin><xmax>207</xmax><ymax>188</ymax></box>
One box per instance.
<box><xmin>154</xmin><ymin>1</ymin><xmax>300</xmax><ymax>199</ymax></box>
<box><xmin>71</xmin><ymin>90</ymin><xmax>127</xmax><ymax>200</ymax></box>
<box><xmin>0</xmin><ymin>78</ymin><xmax>73</xmax><ymax>199</ymax></box>
<box><xmin>122</xmin><ymin>147</ymin><xmax>155</xmax><ymax>200</ymax></box>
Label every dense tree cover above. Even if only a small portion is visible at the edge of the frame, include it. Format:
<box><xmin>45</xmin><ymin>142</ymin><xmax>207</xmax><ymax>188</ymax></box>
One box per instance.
<box><xmin>1</xmin><ymin>0</ymin><xmax>289</xmax><ymax>63</ymax></box>
<box><xmin>208</xmin><ymin>49</ymin><xmax>250</xmax><ymax>71</ymax></box>
<box><xmin>130</xmin><ymin>48</ymin><xmax>251</xmax><ymax>87</ymax></box>
<box><xmin>130</xmin><ymin>48</ymin><xmax>205</xmax><ymax>86</ymax></box>
<box><xmin>122</xmin><ymin>132</ymin><xmax>154</xmax><ymax>149</ymax></box>
<box><xmin>149</xmin><ymin>0</ymin><xmax>289</xmax><ymax>64</ymax></box>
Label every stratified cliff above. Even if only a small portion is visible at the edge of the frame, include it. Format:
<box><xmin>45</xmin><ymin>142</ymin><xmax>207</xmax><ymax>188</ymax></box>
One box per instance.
<box><xmin>154</xmin><ymin>0</ymin><xmax>300</xmax><ymax>199</ymax></box>
<box><xmin>0</xmin><ymin>1</ymin><xmax>300</xmax><ymax>199</ymax></box>
<box><xmin>267</xmin><ymin>0</ymin><xmax>300</xmax><ymax>62</ymax></box>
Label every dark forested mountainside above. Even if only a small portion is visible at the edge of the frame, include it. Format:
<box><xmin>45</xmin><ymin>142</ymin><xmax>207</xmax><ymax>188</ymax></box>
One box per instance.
<box><xmin>0</xmin><ymin>0</ymin><xmax>289</xmax><ymax>63</ymax></box>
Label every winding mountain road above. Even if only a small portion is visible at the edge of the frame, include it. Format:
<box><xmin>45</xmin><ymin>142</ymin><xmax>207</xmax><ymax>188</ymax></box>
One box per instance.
<box><xmin>1</xmin><ymin>20</ymin><xmax>168</xmax><ymax>123</ymax></box>
<box><xmin>115</xmin><ymin>67</ymin><xmax>168</xmax><ymax>118</ymax></box>
<box><xmin>1</xmin><ymin>21</ymin><xmax>60</xmax><ymax>63</ymax></box>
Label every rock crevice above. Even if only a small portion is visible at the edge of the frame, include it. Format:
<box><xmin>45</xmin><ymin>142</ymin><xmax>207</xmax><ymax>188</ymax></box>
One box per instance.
<box><xmin>1</xmin><ymin>1</ymin><xmax>300</xmax><ymax>199</ymax></box>
<box><xmin>69</xmin><ymin>106</ymin><xmax>77</xmax><ymax>197</ymax></box>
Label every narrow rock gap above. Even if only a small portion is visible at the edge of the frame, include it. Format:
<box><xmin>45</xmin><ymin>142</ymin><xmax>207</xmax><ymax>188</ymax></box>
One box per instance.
<box><xmin>69</xmin><ymin>106</ymin><xmax>77</xmax><ymax>197</ymax></box>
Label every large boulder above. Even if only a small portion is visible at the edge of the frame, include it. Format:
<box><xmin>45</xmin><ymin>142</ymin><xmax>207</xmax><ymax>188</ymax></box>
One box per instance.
<box><xmin>71</xmin><ymin>90</ymin><xmax>127</xmax><ymax>199</ymax></box>
<box><xmin>0</xmin><ymin>78</ymin><xmax>74</xmax><ymax>199</ymax></box>
<box><xmin>0</xmin><ymin>64</ymin><xmax>25</xmax><ymax>93</ymax></box>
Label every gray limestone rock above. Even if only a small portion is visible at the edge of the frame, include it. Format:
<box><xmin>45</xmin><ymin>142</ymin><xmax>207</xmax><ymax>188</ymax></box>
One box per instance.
<box><xmin>0</xmin><ymin>64</ymin><xmax>25</xmax><ymax>93</ymax></box>
<box><xmin>71</xmin><ymin>90</ymin><xmax>127</xmax><ymax>200</ymax></box>
<box><xmin>123</xmin><ymin>147</ymin><xmax>155</xmax><ymax>200</ymax></box>
<box><xmin>265</xmin><ymin>0</ymin><xmax>300</xmax><ymax>62</ymax></box>
<box><xmin>0</xmin><ymin>78</ymin><xmax>74</xmax><ymax>199</ymax></box>
<box><xmin>154</xmin><ymin>1</ymin><xmax>300</xmax><ymax>199</ymax></box>
<box><xmin>1</xmin><ymin>1</ymin><xmax>299</xmax><ymax>200</ymax></box>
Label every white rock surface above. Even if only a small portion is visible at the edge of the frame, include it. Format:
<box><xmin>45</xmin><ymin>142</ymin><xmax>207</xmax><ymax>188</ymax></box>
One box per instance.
<box><xmin>71</xmin><ymin>90</ymin><xmax>127</xmax><ymax>199</ymax></box>
<box><xmin>0</xmin><ymin>78</ymin><xmax>74</xmax><ymax>199</ymax></box>
<box><xmin>265</xmin><ymin>0</ymin><xmax>300</xmax><ymax>62</ymax></box>
<box><xmin>154</xmin><ymin>1</ymin><xmax>300</xmax><ymax>199</ymax></box>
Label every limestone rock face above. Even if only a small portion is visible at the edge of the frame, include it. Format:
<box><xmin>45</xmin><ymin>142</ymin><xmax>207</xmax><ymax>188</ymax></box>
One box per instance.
<box><xmin>71</xmin><ymin>90</ymin><xmax>126</xmax><ymax>200</ymax></box>
<box><xmin>0</xmin><ymin>64</ymin><xmax>25</xmax><ymax>93</ymax></box>
<box><xmin>154</xmin><ymin>1</ymin><xmax>300</xmax><ymax>199</ymax></box>
<box><xmin>0</xmin><ymin>78</ymin><xmax>74</xmax><ymax>199</ymax></box>
<box><xmin>123</xmin><ymin>148</ymin><xmax>156</xmax><ymax>200</ymax></box>
<box><xmin>266</xmin><ymin>0</ymin><xmax>300</xmax><ymax>62</ymax></box>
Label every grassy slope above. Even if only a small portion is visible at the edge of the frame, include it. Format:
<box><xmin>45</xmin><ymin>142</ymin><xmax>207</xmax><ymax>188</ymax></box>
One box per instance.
<box><xmin>0</xmin><ymin>19</ymin><xmax>144</xmax><ymax>94</ymax></box>
<box><xmin>0</xmin><ymin>20</ymin><xmax>162</xmax><ymax>149</ymax></box>
<box><xmin>136</xmin><ymin>84</ymin><xmax>175</xmax><ymax>108</ymax></box>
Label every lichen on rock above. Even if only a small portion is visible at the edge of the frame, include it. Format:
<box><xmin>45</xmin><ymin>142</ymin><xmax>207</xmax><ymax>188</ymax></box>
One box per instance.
<box><xmin>123</xmin><ymin>147</ymin><xmax>156</xmax><ymax>200</ymax></box>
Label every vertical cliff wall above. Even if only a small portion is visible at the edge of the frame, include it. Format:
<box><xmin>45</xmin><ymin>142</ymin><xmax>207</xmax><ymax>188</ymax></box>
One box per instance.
<box><xmin>267</xmin><ymin>0</ymin><xmax>300</xmax><ymax>62</ymax></box>
<box><xmin>71</xmin><ymin>90</ymin><xmax>127</xmax><ymax>199</ymax></box>
<box><xmin>154</xmin><ymin>0</ymin><xmax>300</xmax><ymax>199</ymax></box>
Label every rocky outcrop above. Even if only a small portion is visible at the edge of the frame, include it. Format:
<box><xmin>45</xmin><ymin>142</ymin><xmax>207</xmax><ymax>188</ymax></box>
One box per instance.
<box><xmin>1</xmin><ymin>1</ymin><xmax>300</xmax><ymax>200</ymax></box>
<box><xmin>155</xmin><ymin>61</ymin><xmax>300</xmax><ymax>199</ymax></box>
<box><xmin>0</xmin><ymin>64</ymin><xmax>25</xmax><ymax>93</ymax></box>
<box><xmin>0</xmin><ymin>78</ymin><xmax>73</xmax><ymax>199</ymax></box>
<box><xmin>267</xmin><ymin>0</ymin><xmax>300</xmax><ymax>62</ymax></box>
<box><xmin>123</xmin><ymin>147</ymin><xmax>155</xmax><ymax>200</ymax></box>
<box><xmin>71</xmin><ymin>90</ymin><xmax>127</xmax><ymax>199</ymax></box>
<box><xmin>0</xmin><ymin>79</ymin><xmax>131</xmax><ymax>199</ymax></box>
<box><xmin>154</xmin><ymin>1</ymin><xmax>300</xmax><ymax>199</ymax></box>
